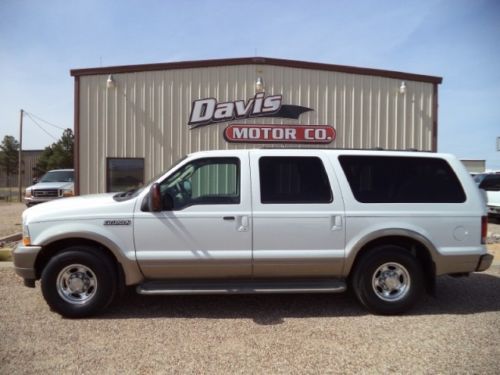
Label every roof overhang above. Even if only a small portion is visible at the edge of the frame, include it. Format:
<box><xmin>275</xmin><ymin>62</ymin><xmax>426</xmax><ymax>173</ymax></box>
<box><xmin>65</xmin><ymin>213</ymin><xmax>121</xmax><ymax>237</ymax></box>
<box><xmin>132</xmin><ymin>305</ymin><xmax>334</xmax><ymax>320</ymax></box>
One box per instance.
<box><xmin>70</xmin><ymin>56</ymin><xmax>442</xmax><ymax>84</ymax></box>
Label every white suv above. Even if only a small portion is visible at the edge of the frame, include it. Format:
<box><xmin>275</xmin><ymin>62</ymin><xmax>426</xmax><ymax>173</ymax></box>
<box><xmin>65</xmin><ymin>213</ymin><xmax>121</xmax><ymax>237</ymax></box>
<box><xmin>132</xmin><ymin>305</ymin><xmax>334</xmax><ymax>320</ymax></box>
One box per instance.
<box><xmin>13</xmin><ymin>150</ymin><xmax>493</xmax><ymax>317</ymax></box>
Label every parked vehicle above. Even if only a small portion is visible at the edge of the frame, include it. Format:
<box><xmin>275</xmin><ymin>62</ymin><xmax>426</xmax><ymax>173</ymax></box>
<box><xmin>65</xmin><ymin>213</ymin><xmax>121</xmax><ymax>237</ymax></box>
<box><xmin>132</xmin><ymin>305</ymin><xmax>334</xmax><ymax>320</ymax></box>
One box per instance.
<box><xmin>477</xmin><ymin>173</ymin><xmax>500</xmax><ymax>217</ymax></box>
<box><xmin>13</xmin><ymin>150</ymin><xmax>492</xmax><ymax>317</ymax></box>
<box><xmin>24</xmin><ymin>169</ymin><xmax>74</xmax><ymax>207</ymax></box>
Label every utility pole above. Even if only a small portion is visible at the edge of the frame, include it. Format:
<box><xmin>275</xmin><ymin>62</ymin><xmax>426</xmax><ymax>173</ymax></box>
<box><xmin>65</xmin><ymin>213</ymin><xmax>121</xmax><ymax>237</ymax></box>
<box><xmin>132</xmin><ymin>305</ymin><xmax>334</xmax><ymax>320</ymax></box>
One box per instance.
<box><xmin>18</xmin><ymin>109</ymin><xmax>23</xmax><ymax>202</ymax></box>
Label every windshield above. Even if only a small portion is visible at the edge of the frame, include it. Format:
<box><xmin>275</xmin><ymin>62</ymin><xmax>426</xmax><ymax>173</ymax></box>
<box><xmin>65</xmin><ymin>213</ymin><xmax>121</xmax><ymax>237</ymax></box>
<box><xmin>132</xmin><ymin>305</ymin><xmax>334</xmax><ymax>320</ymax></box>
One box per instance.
<box><xmin>473</xmin><ymin>173</ymin><xmax>487</xmax><ymax>184</ymax></box>
<box><xmin>40</xmin><ymin>170</ymin><xmax>74</xmax><ymax>183</ymax></box>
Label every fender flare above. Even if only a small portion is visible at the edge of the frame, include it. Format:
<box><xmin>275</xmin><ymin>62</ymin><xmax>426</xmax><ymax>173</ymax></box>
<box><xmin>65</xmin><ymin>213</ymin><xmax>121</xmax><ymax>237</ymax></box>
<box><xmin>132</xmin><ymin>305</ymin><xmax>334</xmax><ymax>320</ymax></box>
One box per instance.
<box><xmin>343</xmin><ymin>228</ymin><xmax>438</xmax><ymax>276</ymax></box>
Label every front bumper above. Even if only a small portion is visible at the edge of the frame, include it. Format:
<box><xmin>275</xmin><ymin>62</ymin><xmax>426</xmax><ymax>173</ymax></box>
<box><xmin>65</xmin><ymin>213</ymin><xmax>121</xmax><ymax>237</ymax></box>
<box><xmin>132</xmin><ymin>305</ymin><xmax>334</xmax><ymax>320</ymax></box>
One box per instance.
<box><xmin>24</xmin><ymin>196</ymin><xmax>60</xmax><ymax>206</ymax></box>
<box><xmin>476</xmin><ymin>253</ymin><xmax>494</xmax><ymax>272</ymax></box>
<box><xmin>13</xmin><ymin>244</ymin><xmax>42</xmax><ymax>281</ymax></box>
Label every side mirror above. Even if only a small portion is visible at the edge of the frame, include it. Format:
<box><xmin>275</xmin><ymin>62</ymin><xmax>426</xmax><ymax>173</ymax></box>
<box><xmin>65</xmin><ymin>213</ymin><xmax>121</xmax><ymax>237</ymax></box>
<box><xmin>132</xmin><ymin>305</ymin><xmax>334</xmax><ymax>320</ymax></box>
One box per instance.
<box><xmin>148</xmin><ymin>183</ymin><xmax>162</xmax><ymax>212</ymax></box>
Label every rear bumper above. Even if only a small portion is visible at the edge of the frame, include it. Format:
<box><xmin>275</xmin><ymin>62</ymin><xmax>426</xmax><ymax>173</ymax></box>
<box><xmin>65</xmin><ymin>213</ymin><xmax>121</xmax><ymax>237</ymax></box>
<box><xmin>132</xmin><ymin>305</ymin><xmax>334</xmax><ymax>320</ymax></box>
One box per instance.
<box><xmin>435</xmin><ymin>250</ymin><xmax>494</xmax><ymax>275</ymax></box>
<box><xmin>13</xmin><ymin>244</ymin><xmax>42</xmax><ymax>281</ymax></box>
<box><xmin>476</xmin><ymin>253</ymin><xmax>494</xmax><ymax>272</ymax></box>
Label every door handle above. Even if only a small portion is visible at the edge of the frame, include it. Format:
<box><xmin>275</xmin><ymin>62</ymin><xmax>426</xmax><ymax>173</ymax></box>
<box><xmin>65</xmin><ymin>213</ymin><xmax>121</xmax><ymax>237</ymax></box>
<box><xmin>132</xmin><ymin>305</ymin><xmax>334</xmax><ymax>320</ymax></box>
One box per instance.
<box><xmin>223</xmin><ymin>216</ymin><xmax>235</xmax><ymax>221</ymax></box>
<box><xmin>238</xmin><ymin>215</ymin><xmax>249</xmax><ymax>232</ymax></box>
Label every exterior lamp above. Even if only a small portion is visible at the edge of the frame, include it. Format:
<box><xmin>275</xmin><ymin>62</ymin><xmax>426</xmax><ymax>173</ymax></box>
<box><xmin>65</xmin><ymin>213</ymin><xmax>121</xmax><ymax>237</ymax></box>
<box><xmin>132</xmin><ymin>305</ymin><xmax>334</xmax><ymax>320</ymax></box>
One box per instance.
<box><xmin>106</xmin><ymin>74</ymin><xmax>115</xmax><ymax>89</ymax></box>
<box><xmin>399</xmin><ymin>81</ymin><xmax>407</xmax><ymax>95</ymax></box>
<box><xmin>255</xmin><ymin>76</ymin><xmax>264</xmax><ymax>92</ymax></box>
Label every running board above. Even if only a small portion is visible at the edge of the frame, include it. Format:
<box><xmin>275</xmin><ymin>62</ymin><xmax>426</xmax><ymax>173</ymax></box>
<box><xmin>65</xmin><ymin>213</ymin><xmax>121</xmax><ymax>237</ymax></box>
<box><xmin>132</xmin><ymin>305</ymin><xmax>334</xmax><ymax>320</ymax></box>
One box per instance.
<box><xmin>136</xmin><ymin>279</ymin><xmax>346</xmax><ymax>295</ymax></box>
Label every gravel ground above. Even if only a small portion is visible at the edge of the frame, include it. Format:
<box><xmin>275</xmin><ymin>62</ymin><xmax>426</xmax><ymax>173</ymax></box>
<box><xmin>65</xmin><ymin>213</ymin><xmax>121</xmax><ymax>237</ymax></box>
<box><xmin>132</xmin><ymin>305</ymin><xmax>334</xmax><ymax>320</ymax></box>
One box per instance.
<box><xmin>1</xmin><ymin>265</ymin><xmax>499</xmax><ymax>374</ymax></box>
<box><xmin>0</xmin><ymin>202</ymin><xmax>24</xmax><ymax>238</ymax></box>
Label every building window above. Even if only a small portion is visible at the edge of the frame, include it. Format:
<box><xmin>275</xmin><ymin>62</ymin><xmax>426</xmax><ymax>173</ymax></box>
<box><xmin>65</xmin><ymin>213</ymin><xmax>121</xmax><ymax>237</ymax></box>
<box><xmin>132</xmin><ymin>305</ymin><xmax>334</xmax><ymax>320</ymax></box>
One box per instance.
<box><xmin>107</xmin><ymin>158</ymin><xmax>144</xmax><ymax>192</ymax></box>
<box><xmin>160</xmin><ymin>158</ymin><xmax>240</xmax><ymax>210</ymax></box>
<box><xmin>259</xmin><ymin>157</ymin><xmax>333</xmax><ymax>204</ymax></box>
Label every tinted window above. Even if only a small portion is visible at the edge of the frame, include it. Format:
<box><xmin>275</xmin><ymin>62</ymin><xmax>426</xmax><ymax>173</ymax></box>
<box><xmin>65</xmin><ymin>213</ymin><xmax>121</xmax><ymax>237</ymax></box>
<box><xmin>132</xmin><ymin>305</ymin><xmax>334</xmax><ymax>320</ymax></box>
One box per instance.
<box><xmin>479</xmin><ymin>175</ymin><xmax>500</xmax><ymax>191</ymax></box>
<box><xmin>161</xmin><ymin>158</ymin><xmax>240</xmax><ymax>210</ymax></box>
<box><xmin>339</xmin><ymin>156</ymin><xmax>466</xmax><ymax>203</ymax></box>
<box><xmin>259</xmin><ymin>157</ymin><xmax>332</xmax><ymax>204</ymax></box>
<box><xmin>473</xmin><ymin>173</ymin><xmax>487</xmax><ymax>184</ymax></box>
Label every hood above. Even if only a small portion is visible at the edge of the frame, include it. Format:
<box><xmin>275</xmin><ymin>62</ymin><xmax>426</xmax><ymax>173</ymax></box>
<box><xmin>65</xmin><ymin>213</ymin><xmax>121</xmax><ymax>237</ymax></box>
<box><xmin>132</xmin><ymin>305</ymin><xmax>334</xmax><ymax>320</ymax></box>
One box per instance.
<box><xmin>23</xmin><ymin>193</ymin><xmax>138</xmax><ymax>224</ymax></box>
<box><xmin>27</xmin><ymin>182</ymin><xmax>74</xmax><ymax>191</ymax></box>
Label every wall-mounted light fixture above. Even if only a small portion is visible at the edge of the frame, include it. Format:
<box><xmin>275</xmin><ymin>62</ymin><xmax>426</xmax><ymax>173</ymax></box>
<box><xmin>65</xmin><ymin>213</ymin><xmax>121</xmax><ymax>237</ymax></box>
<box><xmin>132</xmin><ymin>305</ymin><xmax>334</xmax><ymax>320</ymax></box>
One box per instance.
<box><xmin>399</xmin><ymin>81</ymin><xmax>407</xmax><ymax>95</ymax></box>
<box><xmin>255</xmin><ymin>76</ymin><xmax>264</xmax><ymax>92</ymax></box>
<box><xmin>106</xmin><ymin>74</ymin><xmax>115</xmax><ymax>89</ymax></box>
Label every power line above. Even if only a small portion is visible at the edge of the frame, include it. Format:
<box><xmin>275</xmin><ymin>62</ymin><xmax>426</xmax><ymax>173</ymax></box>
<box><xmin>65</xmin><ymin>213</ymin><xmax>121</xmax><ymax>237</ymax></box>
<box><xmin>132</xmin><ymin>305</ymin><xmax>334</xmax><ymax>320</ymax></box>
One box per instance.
<box><xmin>24</xmin><ymin>112</ymin><xmax>58</xmax><ymax>141</ymax></box>
<box><xmin>24</xmin><ymin>111</ymin><xmax>67</xmax><ymax>131</ymax></box>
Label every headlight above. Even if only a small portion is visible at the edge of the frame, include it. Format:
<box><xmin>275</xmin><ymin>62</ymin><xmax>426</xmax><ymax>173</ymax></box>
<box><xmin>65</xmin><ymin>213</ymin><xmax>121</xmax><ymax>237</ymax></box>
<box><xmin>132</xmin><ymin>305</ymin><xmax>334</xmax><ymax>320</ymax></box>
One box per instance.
<box><xmin>25</xmin><ymin>189</ymin><xmax>32</xmax><ymax>198</ymax></box>
<box><xmin>22</xmin><ymin>225</ymin><xmax>31</xmax><ymax>246</ymax></box>
<box><xmin>60</xmin><ymin>188</ymin><xmax>74</xmax><ymax>197</ymax></box>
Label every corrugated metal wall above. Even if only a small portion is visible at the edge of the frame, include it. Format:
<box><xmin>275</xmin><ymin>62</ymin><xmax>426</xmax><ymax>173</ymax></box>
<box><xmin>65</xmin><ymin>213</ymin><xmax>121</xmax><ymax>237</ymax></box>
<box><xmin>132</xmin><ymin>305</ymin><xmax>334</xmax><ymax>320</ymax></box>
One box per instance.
<box><xmin>0</xmin><ymin>150</ymin><xmax>43</xmax><ymax>188</ymax></box>
<box><xmin>461</xmin><ymin>160</ymin><xmax>486</xmax><ymax>173</ymax></box>
<box><xmin>79</xmin><ymin>64</ymin><xmax>435</xmax><ymax>195</ymax></box>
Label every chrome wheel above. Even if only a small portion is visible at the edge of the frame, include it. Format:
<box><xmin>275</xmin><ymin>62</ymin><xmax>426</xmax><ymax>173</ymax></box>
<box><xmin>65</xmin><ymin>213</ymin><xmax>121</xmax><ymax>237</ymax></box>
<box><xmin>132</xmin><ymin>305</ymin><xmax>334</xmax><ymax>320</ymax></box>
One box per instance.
<box><xmin>56</xmin><ymin>264</ymin><xmax>98</xmax><ymax>304</ymax></box>
<box><xmin>372</xmin><ymin>262</ymin><xmax>411</xmax><ymax>302</ymax></box>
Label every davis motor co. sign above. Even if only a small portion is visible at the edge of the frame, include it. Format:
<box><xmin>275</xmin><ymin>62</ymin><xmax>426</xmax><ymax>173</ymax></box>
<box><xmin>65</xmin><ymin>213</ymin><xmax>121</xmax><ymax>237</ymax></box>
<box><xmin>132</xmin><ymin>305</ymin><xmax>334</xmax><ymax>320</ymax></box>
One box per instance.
<box><xmin>188</xmin><ymin>92</ymin><xmax>336</xmax><ymax>144</ymax></box>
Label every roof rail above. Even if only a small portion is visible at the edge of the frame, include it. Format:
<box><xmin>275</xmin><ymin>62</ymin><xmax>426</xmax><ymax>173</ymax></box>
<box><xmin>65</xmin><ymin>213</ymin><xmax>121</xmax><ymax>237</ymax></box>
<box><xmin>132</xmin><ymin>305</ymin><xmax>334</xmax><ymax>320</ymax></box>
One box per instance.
<box><xmin>258</xmin><ymin>146</ymin><xmax>430</xmax><ymax>152</ymax></box>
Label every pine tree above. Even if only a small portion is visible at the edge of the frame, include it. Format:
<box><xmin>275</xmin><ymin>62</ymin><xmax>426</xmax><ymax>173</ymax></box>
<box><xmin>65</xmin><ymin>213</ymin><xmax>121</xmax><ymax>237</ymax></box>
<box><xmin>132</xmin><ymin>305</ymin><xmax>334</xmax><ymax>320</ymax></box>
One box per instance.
<box><xmin>0</xmin><ymin>135</ymin><xmax>20</xmax><ymax>188</ymax></box>
<box><xmin>34</xmin><ymin>129</ymin><xmax>74</xmax><ymax>176</ymax></box>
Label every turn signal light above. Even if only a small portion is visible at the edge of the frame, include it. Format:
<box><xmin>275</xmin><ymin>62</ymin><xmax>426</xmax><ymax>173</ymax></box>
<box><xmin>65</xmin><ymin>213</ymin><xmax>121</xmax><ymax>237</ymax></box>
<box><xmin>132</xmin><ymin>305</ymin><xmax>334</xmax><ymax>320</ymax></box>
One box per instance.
<box><xmin>22</xmin><ymin>225</ymin><xmax>31</xmax><ymax>246</ymax></box>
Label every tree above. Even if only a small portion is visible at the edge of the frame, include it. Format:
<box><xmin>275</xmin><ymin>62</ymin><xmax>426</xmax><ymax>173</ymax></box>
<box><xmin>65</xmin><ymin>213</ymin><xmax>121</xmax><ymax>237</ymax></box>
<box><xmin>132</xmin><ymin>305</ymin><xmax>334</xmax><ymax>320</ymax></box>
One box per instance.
<box><xmin>0</xmin><ymin>135</ymin><xmax>20</xmax><ymax>188</ymax></box>
<box><xmin>34</xmin><ymin>129</ymin><xmax>74</xmax><ymax>177</ymax></box>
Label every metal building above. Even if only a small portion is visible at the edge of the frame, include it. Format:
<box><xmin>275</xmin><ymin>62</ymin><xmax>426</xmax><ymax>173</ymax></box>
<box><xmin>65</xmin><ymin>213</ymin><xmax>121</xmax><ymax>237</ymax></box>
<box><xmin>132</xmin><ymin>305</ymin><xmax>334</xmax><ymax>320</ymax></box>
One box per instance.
<box><xmin>0</xmin><ymin>149</ymin><xmax>43</xmax><ymax>189</ymax></box>
<box><xmin>70</xmin><ymin>57</ymin><xmax>442</xmax><ymax>195</ymax></box>
<box><xmin>461</xmin><ymin>159</ymin><xmax>486</xmax><ymax>174</ymax></box>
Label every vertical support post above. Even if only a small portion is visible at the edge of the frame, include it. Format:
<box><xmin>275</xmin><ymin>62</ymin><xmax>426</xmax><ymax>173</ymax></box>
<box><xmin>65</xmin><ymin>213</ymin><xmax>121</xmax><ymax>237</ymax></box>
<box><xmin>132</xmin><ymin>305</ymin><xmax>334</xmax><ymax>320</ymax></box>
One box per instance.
<box><xmin>18</xmin><ymin>109</ymin><xmax>23</xmax><ymax>202</ymax></box>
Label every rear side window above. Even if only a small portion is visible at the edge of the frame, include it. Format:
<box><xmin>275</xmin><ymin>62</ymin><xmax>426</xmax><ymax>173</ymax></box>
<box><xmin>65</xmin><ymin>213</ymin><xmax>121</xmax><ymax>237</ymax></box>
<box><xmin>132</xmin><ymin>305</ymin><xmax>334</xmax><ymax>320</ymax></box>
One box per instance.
<box><xmin>479</xmin><ymin>175</ymin><xmax>500</xmax><ymax>191</ymax></box>
<box><xmin>339</xmin><ymin>156</ymin><xmax>466</xmax><ymax>203</ymax></box>
<box><xmin>259</xmin><ymin>157</ymin><xmax>333</xmax><ymax>204</ymax></box>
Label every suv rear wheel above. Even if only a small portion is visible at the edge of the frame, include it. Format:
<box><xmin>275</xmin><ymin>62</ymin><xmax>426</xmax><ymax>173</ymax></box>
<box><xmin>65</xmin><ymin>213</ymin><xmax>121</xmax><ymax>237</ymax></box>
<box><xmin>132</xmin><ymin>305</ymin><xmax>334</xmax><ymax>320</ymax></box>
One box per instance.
<box><xmin>351</xmin><ymin>246</ymin><xmax>424</xmax><ymax>315</ymax></box>
<box><xmin>41</xmin><ymin>246</ymin><xmax>117</xmax><ymax>318</ymax></box>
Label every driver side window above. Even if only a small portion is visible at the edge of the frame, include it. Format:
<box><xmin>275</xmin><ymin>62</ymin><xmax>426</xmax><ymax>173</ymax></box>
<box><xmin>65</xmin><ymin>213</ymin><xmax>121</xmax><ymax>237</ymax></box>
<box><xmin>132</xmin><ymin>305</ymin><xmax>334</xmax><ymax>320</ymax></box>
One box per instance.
<box><xmin>160</xmin><ymin>157</ymin><xmax>240</xmax><ymax>210</ymax></box>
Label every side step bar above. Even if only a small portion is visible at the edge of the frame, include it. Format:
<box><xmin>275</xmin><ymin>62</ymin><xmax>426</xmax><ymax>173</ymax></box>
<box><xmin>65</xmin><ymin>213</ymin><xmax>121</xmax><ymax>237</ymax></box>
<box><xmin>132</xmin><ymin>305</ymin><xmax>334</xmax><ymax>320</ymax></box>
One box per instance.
<box><xmin>137</xmin><ymin>279</ymin><xmax>346</xmax><ymax>295</ymax></box>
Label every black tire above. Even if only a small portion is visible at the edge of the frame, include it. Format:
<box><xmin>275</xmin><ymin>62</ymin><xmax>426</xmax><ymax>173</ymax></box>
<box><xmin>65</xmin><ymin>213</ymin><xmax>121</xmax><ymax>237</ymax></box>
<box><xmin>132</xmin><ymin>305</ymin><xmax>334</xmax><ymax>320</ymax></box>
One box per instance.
<box><xmin>351</xmin><ymin>246</ymin><xmax>424</xmax><ymax>315</ymax></box>
<box><xmin>41</xmin><ymin>246</ymin><xmax>117</xmax><ymax>318</ymax></box>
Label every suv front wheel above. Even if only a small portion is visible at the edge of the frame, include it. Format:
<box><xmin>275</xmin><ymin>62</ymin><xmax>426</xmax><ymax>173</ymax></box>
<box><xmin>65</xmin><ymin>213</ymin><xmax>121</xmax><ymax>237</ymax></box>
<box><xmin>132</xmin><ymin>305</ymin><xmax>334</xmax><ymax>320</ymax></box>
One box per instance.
<box><xmin>41</xmin><ymin>246</ymin><xmax>117</xmax><ymax>318</ymax></box>
<box><xmin>351</xmin><ymin>246</ymin><xmax>424</xmax><ymax>315</ymax></box>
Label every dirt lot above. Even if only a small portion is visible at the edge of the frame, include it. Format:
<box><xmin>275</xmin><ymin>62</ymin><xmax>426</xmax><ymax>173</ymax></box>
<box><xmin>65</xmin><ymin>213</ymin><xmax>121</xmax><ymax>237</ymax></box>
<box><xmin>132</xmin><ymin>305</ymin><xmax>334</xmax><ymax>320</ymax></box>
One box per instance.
<box><xmin>0</xmin><ymin>202</ymin><xmax>24</xmax><ymax>238</ymax></box>
<box><xmin>0</xmin><ymin>265</ymin><xmax>499</xmax><ymax>374</ymax></box>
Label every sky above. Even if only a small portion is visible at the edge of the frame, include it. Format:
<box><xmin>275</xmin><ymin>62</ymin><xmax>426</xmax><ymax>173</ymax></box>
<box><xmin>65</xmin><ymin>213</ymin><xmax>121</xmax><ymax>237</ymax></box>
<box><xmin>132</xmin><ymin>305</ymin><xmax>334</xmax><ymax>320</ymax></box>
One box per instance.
<box><xmin>0</xmin><ymin>0</ymin><xmax>499</xmax><ymax>169</ymax></box>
